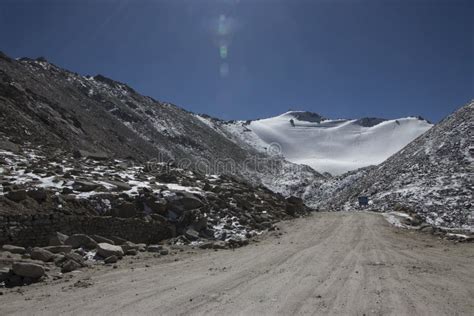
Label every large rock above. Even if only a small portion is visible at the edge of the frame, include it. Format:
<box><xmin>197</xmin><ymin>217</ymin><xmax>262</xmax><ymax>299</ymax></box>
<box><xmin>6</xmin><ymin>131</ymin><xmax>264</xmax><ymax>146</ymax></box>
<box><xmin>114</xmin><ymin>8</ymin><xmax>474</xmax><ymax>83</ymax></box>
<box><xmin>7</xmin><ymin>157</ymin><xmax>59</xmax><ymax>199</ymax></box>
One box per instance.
<box><xmin>105</xmin><ymin>180</ymin><xmax>132</xmax><ymax>191</ymax></box>
<box><xmin>104</xmin><ymin>255</ymin><xmax>118</xmax><ymax>264</ymax></box>
<box><xmin>6</xmin><ymin>190</ymin><xmax>28</xmax><ymax>202</ymax></box>
<box><xmin>65</xmin><ymin>252</ymin><xmax>86</xmax><ymax>266</ymax></box>
<box><xmin>179</xmin><ymin>193</ymin><xmax>204</xmax><ymax>210</ymax></box>
<box><xmin>109</xmin><ymin>236</ymin><xmax>127</xmax><ymax>245</ymax></box>
<box><xmin>43</xmin><ymin>245</ymin><xmax>72</xmax><ymax>254</ymax></box>
<box><xmin>168</xmin><ymin>192</ymin><xmax>204</xmax><ymax>211</ymax></box>
<box><xmin>12</xmin><ymin>262</ymin><xmax>45</xmax><ymax>279</ymax></box>
<box><xmin>97</xmin><ymin>243</ymin><xmax>124</xmax><ymax>258</ymax></box>
<box><xmin>73</xmin><ymin>180</ymin><xmax>100</xmax><ymax>192</ymax></box>
<box><xmin>125</xmin><ymin>249</ymin><xmax>138</xmax><ymax>256</ymax></box>
<box><xmin>185</xmin><ymin>228</ymin><xmax>200</xmax><ymax>241</ymax></box>
<box><xmin>65</xmin><ymin>234</ymin><xmax>98</xmax><ymax>249</ymax></box>
<box><xmin>30</xmin><ymin>247</ymin><xmax>54</xmax><ymax>262</ymax></box>
<box><xmin>121</xmin><ymin>241</ymin><xmax>139</xmax><ymax>252</ymax></box>
<box><xmin>92</xmin><ymin>235</ymin><xmax>115</xmax><ymax>245</ymax></box>
<box><xmin>61</xmin><ymin>260</ymin><xmax>82</xmax><ymax>273</ymax></box>
<box><xmin>2</xmin><ymin>245</ymin><xmax>26</xmax><ymax>254</ymax></box>
<box><xmin>147</xmin><ymin>245</ymin><xmax>163</xmax><ymax>253</ymax></box>
<box><xmin>49</xmin><ymin>232</ymin><xmax>69</xmax><ymax>246</ymax></box>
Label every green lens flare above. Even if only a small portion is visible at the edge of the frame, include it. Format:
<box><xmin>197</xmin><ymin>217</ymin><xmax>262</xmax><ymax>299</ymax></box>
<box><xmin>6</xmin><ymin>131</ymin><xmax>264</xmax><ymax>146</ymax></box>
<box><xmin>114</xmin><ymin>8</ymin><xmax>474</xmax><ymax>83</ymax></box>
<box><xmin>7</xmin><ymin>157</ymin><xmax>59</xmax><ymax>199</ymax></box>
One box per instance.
<box><xmin>220</xmin><ymin>45</ymin><xmax>228</xmax><ymax>59</ymax></box>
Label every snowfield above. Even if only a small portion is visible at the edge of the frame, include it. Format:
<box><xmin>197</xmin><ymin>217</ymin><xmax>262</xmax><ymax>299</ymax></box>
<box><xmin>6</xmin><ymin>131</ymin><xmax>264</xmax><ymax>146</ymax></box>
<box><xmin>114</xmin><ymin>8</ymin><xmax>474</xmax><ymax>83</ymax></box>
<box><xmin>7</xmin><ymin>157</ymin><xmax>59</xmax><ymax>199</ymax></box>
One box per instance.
<box><xmin>220</xmin><ymin>111</ymin><xmax>433</xmax><ymax>175</ymax></box>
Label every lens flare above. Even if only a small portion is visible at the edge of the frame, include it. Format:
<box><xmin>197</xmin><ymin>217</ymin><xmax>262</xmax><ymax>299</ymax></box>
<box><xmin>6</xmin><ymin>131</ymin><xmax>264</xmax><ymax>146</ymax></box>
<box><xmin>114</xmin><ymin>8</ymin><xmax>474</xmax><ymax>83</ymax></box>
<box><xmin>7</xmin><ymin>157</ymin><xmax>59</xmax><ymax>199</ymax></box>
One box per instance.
<box><xmin>220</xmin><ymin>63</ymin><xmax>229</xmax><ymax>77</ymax></box>
<box><xmin>218</xmin><ymin>14</ymin><xmax>228</xmax><ymax>35</ymax></box>
<box><xmin>220</xmin><ymin>45</ymin><xmax>228</xmax><ymax>59</ymax></box>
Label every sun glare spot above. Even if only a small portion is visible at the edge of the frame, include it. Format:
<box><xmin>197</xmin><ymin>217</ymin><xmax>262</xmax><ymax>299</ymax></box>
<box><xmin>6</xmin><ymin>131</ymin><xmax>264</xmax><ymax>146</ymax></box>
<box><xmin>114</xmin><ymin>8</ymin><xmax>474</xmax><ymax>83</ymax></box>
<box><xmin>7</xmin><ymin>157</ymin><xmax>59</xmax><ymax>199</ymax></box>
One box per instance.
<box><xmin>218</xmin><ymin>14</ymin><xmax>228</xmax><ymax>35</ymax></box>
<box><xmin>220</xmin><ymin>63</ymin><xmax>229</xmax><ymax>77</ymax></box>
<box><xmin>220</xmin><ymin>45</ymin><xmax>228</xmax><ymax>59</ymax></box>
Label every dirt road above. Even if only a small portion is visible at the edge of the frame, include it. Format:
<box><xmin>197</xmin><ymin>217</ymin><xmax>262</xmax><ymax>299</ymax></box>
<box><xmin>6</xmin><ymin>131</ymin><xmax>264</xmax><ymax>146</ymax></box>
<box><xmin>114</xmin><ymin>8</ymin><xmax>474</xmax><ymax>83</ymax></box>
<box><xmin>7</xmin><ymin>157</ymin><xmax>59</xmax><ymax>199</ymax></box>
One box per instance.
<box><xmin>1</xmin><ymin>212</ymin><xmax>473</xmax><ymax>315</ymax></box>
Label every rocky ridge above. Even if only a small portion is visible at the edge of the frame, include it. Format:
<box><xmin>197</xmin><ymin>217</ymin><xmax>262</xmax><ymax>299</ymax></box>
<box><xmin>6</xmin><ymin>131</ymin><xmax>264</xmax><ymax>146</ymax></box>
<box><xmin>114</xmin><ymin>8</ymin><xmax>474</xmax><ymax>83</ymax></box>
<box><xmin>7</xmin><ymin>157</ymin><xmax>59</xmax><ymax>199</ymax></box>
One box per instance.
<box><xmin>0</xmin><ymin>51</ymin><xmax>322</xmax><ymax>196</ymax></box>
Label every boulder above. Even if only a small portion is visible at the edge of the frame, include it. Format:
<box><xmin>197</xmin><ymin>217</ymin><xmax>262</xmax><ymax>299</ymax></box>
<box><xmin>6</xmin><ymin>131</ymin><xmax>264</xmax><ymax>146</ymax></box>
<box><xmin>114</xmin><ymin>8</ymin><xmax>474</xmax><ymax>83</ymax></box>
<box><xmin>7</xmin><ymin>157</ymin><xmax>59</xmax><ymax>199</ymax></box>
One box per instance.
<box><xmin>6</xmin><ymin>190</ymin><xmax>27</xmax><ymax>202</ymax></box>
<box><xmin>104</xmin><ymin>255</ymin><xmax>118</xmax><ymax>264</ymax></box>
<box><xmin>92</xmin><ymin>235</ymin><xmax>115</xmax><ymax>245</ymax></box>
<box><xmin>147</xmin><ymin>245</ymin><xmax>163</xmax><ymax>253</ymax></box>
<box><xmin>73</xmin><ymin>180</ymin><xmax>100</xmax><ymax>192</ymax></box>
<box><xmin>125</xmin><ymin>249</ymin><xmax>138</xmax><ymax>256</ymax></box>
<box><xmin>49</xmin><ymin>232</ymin><xmax>69</xmax><ymax>246</ymax></box>
<box><xmin>105</xmin><ymin>180</ymin><xmax>132</xmax><ymax>191</ymax></box>
<box><xmin>179</xmin><ymin>193</ymin><xmax>204</xmax><ymax>210</ymax></box>
<box><xmin>65</xmin><ymin>234</ymin><xmax>98</xmax><ymax>249</ymax></box>
<box><xmin>30</xmin><ymin>247</ymin><xmax>55</xmax><ymax>262</ymax></box>
<box><xmin>185</xmin><ymin>228</ymin><xmax>200</xmax><ymax>241</ymax></box>
<box><xmin>12</xmin><ymin>262</ymin><xmax>45</xmax><ymax>279</ymax></box>
<box><xmin>167</xmin><ymin>192</ymin><xmax>204</xmax><ymax>211</ymax></box>
<box><xmin>65</xmin><ymin>253</ymin><xmax>85</xmax><ymax>266</ymax></box>
<box><xmin>2</xmin><ymin>245</ymin><xmax>26</xmax><ymax>254</ymax></box>
<box><xmin>136</xmin><ymin>243</ymin><xmax>147</xmax><ymax>252</ymax></box>
<box><xmin>43</xmin><ymin>245</ymin><xmax>72</xmax><ymax>254</ymax></box>
<box><xmin>61</xmin><ymin>260</ymin><xmax>82</xmax><ymax>273</ymax></box>
<box><xmin>159</xmin><ymin>248</ymin><xmax>169</xmax><ymax>255</ymax></box>
<box><xmin>97</xmin><ymin>243</ymin><xmax>124</xmax><ymax>258</ymax></box>
<box><xmin>109</xmin><ymin>236</ymin><xmax>127</xmax><ymax>245</ymax></box>
<box><xmin>53</xmin><ymin>255</ymin><xmax>66</xmax><ymax>267</ymax></box>
<box><xmin>121</xmin><ymin>241</ymin><xmax>139</xmax><ymax>252</ymax></box>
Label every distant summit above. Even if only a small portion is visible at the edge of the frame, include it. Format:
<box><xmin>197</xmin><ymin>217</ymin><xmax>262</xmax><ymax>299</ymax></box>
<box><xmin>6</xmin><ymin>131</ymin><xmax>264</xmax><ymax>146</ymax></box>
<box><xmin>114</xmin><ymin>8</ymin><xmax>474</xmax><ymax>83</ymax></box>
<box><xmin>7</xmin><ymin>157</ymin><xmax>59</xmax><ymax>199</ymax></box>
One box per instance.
<box><xmin>211</xmin><ymin>111</ymin><xmax>433</xmax><ymax>175</ymax></box>
<box><xmin>280</xmin><ymin>111</ymin><xmax>326</xmax><ymax>123</ymax></box>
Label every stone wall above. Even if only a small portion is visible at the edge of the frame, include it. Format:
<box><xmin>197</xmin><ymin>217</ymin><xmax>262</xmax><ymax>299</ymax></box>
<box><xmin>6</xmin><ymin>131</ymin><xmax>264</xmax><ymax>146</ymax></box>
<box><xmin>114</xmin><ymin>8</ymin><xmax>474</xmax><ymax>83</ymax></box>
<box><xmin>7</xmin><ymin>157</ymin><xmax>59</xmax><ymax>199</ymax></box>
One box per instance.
<box><xmin>0</xmin><ymin>213</ymin><xmax>174</xmax><ymax>247</ymax></box>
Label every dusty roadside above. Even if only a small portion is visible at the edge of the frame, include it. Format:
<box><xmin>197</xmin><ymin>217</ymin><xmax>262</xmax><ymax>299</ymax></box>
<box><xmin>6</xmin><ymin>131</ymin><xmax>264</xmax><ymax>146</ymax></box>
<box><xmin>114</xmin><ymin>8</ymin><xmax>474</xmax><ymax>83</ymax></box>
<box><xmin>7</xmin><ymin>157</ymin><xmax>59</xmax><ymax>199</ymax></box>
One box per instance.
<box><xmin>1</xmin><ymin>212</ymin><xmax>473</xmax><ymax>315</ymax></box>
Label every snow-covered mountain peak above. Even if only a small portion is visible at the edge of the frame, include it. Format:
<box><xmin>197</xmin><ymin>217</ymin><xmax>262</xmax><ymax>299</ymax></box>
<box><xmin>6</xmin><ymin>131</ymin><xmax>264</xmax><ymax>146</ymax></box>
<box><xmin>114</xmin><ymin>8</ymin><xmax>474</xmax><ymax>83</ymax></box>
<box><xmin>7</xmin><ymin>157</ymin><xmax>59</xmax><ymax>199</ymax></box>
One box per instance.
<box><xmin>277</xmin><ymin>110</ymin><xmax>326</xmax><ymax>123</ymax></box>
<box><xmin>219</xmin><ymin>112</ymin><xmax>433</xmax><ymax>176</ymax></box>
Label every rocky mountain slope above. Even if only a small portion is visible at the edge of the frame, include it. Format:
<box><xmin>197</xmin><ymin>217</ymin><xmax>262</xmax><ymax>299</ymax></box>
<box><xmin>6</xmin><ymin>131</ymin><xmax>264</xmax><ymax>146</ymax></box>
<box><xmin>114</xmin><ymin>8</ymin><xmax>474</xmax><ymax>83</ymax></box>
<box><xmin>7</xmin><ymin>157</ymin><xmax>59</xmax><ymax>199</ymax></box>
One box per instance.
<box><xmin>315</xmin><ymin>101</ymin><xmax>473</xmax><ymax>230</ymax></box>
<box><xmin>0</xmin><ymin>52</ymin><xmax>322</xmax><ymax>195</ymax></box>
<box><xmin>0</xmin><ymin>141</ymin><xmax>311</xmax><ymax>246</ymax></box>
<box><xmin>200</xmin><ymin>110</ymin><xmax>432</xmax><ymax>175</ymax></box>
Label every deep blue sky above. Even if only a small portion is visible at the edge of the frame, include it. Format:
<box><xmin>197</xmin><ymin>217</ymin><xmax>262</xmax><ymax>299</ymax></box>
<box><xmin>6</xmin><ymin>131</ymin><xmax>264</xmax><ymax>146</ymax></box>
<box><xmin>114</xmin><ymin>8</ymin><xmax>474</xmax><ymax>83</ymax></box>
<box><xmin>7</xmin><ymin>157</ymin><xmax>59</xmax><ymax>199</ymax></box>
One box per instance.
<box><xmin>0</xmin><ymin>0</ymin><xmax>472</xmax><ymax>122</ymax></box>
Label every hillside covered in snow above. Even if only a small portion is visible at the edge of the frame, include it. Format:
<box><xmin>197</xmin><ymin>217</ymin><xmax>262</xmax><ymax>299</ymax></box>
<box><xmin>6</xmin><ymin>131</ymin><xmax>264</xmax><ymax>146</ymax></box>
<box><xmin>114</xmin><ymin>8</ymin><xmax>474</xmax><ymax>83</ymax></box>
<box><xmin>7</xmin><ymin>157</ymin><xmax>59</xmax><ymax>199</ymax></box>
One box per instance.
<box><xmin>204</xmin><ymin>111</ymin><xmax>432</xmax><ymax>175</ymax></box>
<box><xmin>316</xmin><ymin>101</ymin><xmax>473</xmax><ymax>230</ymax></box>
